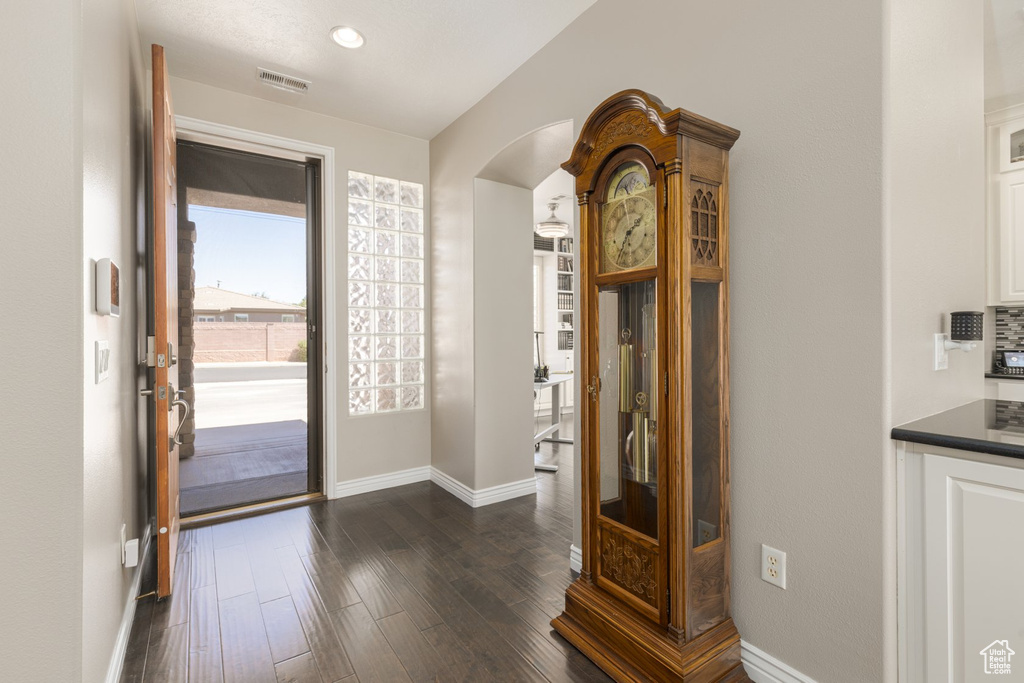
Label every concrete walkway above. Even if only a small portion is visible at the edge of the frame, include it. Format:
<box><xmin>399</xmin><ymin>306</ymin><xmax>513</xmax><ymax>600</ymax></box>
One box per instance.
<box><xmin>194</xmin><ymin>378</ymin><xmax>307</xmax><ymax>430</ymax></box>
<box><xmin>195</xmin><ymin>361</ymin><xmax>307</xmax><ymax>383</ymax></box>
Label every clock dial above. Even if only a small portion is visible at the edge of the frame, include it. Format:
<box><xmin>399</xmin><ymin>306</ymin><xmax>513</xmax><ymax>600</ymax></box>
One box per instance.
<box><xmin>602</xmin><ymin>161</ymin><xmax>657</xmax><ymax>272</ymax></box>
<box><xmin>604</xmin><ymin>195</ymin><xmax>657</xmax><ymax>270</ymax></box>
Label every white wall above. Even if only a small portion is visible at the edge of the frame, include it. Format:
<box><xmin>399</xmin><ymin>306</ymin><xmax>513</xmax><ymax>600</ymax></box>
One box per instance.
<box><xmin>81</xmin><ymin>0</ymin><xmax>149</xmax><ymax>681</ymax></box>
<box><xmin>0</xmin><ymin>0</ymin><xmax>85</xmax><ymax>679</ymax></box>
<box><xmin>887</xmin><ymin>0</ymin><xmax>986</xmax><ymax>425</ymax></box>
<box><xmin>472</xmin><ymin>179</ymin><xmax>536</xmax><ymax>489</ymax></box>
<box><xmin>168</xmin><ymin>77</ymin><xmax>432</xmax><ymax>486</ymax></box>
<box><xmin>430</xmin><ymin>1</ymin><xmax>890</xmax><ymax>680</ymax></box>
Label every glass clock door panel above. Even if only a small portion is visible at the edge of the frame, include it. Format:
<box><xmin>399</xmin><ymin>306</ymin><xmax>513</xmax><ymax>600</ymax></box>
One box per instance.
<box><xmin>597</xmin><ymin>279</ymin><xmax>658</xmax><ymax>540</ymax></box>
<box><xmin>691</xmin><ymin>282</ymin><xmax>722</xmax><ymax>547</ymax></box>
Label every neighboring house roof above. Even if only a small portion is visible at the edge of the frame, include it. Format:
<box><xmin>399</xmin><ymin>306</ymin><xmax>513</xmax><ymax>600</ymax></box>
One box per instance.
<box><xmin>194</xmin><ymin>286</ymin><xmax>305</xmax><ymax>313</ymax></box>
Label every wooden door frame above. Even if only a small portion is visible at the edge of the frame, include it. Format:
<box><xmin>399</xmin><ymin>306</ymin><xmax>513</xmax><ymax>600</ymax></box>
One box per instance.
<box><xmin>173</xmin><ymin>115</ymin><xmax>338</xmax><ymax>499</ymax></box>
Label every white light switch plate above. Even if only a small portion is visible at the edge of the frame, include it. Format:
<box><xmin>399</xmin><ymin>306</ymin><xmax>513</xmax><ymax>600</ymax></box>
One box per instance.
<box><xmin>95</xmin><ymin>340</ymin><xmax>110</xmax><ymax>383</ymax></box>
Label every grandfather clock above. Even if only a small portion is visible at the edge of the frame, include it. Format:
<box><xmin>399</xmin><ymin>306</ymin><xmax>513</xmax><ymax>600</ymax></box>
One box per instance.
<box><xmin>551</xmin><ymin>90</ymin><xmax>745</xmax><ymax>681</ymax></box>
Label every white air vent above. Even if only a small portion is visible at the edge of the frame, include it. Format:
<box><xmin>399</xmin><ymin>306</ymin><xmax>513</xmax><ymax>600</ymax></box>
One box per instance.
<box><xmin>257</xmin><ymin>67</ymin><xmax>310</xmax><ymax>94</ymax></box>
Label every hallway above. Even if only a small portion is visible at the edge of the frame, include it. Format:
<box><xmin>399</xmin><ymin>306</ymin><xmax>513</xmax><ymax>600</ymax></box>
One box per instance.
<box><xmin>121</xmin><ymin>440</ymin><xmax>608</xmax><ymax>682</ymax></box>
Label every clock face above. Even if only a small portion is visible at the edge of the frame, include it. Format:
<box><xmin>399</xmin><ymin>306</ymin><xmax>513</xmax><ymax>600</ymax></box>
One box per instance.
<box><xmin>602</xmin><ymin>162</ymin><xmax>657</xmax><ymax>272</ymax></box>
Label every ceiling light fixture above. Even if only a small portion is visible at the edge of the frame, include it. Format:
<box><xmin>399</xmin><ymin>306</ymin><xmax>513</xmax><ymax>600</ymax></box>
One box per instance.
<box><xmin>330</xmin><ymin>25</ymin><xmax>365</xmax><ymax>49</ymax></box>
<box><xmin>536</xmin><ymin>201</ymin><xmax>569</xmax><ymax>239</ymax></box>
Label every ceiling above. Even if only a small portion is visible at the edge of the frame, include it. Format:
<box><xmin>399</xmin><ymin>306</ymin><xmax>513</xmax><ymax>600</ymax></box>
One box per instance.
<box><xmin>986</xmin><ymin>0</ymin><xmax>1024</xmax><ymax>105</ymax></box>
<box><xmin>135</xmin><ymin>0</ymin><xmax>597</xmax><ymax>139</ymax></box>
<box><xmin>532</xmin><ymin>169</ymin><xmax>575</xmax><ymax>233</ymax></box>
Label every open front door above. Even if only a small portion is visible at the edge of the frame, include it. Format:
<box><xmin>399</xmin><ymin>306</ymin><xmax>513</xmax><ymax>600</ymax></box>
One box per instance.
<box><xmin>150</xmin><ymin>43</ymin><xmax>181</xmax><ymax>598</ymax></box>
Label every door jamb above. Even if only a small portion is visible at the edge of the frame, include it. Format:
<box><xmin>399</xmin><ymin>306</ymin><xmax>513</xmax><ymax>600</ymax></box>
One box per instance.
<box><xmin>173</xmin><ymin>115</ymin><xmax>338</xmax><ymax>499</ymax></box>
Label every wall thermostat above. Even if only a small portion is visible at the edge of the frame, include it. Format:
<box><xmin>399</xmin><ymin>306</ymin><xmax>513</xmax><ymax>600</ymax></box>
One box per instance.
<box><xmin>96</xmin><ymin>258</ymin><xmax>120</xmax><ymax>317</ymax></box>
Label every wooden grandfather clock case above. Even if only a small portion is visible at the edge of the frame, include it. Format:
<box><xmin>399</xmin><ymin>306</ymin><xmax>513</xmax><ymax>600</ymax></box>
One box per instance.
<box><xmin>551</xmin><ymin>90</ymin><xmax>746</xmax><ymax>682</ymax></box>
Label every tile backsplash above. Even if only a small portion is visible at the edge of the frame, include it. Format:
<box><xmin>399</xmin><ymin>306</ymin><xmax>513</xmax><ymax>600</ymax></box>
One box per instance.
<box><xmin>995</xmin><ymin>307</ymin><xmax>1024</xmax><ymax>351</ymax></box>
<box><xmin>995</xmin><ymin>400</ymin><xmax>1024</xmax><ymax>429</ymax></box>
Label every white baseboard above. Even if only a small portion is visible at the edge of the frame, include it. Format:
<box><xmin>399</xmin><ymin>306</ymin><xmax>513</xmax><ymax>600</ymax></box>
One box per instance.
<box><xmin>335</xmin><ymin>466</ymin><xmax>432</xmax><ymax>498</ymax></box>
<box><xmin>741</xmin><ymin>640</ymin><xmax>816</xmax><ymax>683</ymax></box>
<box><xmin>569</xmin><ymin>544</ymin><xmax>582</xmax><ymax>573</ymax></box>
<box><xmin>335</xmin><ymin>465</ymin><xmax>536</xmax><ymax>509</ymax></box>
<box><xmin>429</xmin><ymin>467</ymin><xmax>537</xmax><ymax>508</ymax></box>
<box><xmin>105</xmin><ymin>524</ymin><xmax>152</xmax><ymax>683</ymax></box>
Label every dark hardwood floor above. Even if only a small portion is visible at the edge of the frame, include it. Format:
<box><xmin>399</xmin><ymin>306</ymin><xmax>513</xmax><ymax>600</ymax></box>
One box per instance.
<box><xmin>121</xmin><ymin>434</ymin><xmax>610</xmax><ymax>682</ymax></box>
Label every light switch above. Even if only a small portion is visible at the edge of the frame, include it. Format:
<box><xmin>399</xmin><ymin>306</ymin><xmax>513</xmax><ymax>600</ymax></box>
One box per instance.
<box><xmin>95</xmin><ymin>340</ymin><xmax>110</xmax><ymax>383</ymax></box>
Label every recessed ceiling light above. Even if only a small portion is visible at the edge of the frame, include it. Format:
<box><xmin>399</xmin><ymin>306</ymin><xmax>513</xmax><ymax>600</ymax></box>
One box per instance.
<box><xmin>330</xmin><ymin>26</ymin><xmax>365</xmax><ymax>49</ymax></box>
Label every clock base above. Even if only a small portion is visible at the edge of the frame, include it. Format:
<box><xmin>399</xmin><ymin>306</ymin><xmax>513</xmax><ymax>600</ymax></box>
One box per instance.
<box><xmin>552</xmin><ymin>579</ymin><xmax>748</xmax><ymax>682</ymax></box>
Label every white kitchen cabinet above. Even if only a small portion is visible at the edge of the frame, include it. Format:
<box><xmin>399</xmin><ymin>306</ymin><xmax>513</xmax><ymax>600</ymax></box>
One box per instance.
<box><xmin>994</xmin><ymin>169</ymin><xmax>1024</xmax><ymax>303</ymax></box>
<box><xmin>986</xmin><ymin>107</ymin><xmax>1024</xmax><ymax>304</ymax></box>
<box><xmin>898</xmin><ymin>444</ymin><xmax>1024</xmax><ymax>682</ymax></box>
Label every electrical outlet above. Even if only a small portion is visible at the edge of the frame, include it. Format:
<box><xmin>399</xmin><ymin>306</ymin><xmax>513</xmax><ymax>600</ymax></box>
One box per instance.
<box><xmin>95</xmin><ymin>340</ymin><xmax>111</xmax><ymax>384</ymax></box>
<box><xmin>124</xmin><ymin>539</ymin><xmax>139</xmax><ymax>568</ymax></box>
<box><xmin>761</xmin><ymin>544</ymin><xmax>786</xmax><ymax>589</ymax></box>
<box><xmin>697</xmin><ymin>520</ymin><xmax>718</xmax><ymax>545</ymax></box>
<box><xmin>120</xmin><ymin>523</ymin><xmax>127</xmax><ymax>566</ymax></box>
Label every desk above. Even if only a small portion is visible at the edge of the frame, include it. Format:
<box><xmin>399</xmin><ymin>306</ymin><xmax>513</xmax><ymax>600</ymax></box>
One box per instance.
<box><xmin>534</xmin><ymin>373</ymin><xmax>573</xmax><ymax>472</ymax></box>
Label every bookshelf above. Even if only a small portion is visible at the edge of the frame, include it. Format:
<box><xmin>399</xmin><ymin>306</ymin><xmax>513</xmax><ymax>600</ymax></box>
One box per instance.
<box><xmin>556</xmin><ymin>237</ymin><xmax>574</xmax><ymax>351</ymax></box>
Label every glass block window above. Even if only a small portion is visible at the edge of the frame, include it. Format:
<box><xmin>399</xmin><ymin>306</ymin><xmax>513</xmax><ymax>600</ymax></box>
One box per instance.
<box><xmin>348</xmin><ymin>171</ymin><xmax>425</xmax><ymax>415</ymax></box>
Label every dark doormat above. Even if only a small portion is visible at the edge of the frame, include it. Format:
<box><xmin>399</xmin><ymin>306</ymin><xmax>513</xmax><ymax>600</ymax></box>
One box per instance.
<box><xmin>180</xmin><ymin>419</ymin><xmax>308</xmax><ymax>516</ymax></box>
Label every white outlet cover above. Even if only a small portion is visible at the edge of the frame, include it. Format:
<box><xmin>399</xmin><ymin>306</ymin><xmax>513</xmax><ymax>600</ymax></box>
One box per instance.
<box><xmin>761</xmin><ymin>543</ymin><xmax>787</xmax><ymax>589</ymax></box>
<box><xmin>934</xmin><ymin>333</ymin><xmax>949</xmax><ymax>371</ymax></box>
<box><xmin>95</xmin><ymin>340</ymin><xmax>110</xmax><ymax>383</ymax></box>
<box><xmin>124</xmin><ymin>539</ymin><xmax>139</xmax><ymax>568</ymax></box>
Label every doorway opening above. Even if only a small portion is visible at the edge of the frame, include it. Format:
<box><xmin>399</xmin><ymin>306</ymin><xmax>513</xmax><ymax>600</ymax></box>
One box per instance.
<box><xmin>472</xmin><ymin>119</ymin><xmax>576</xmax><ymax>483</ymax></box>
<box><xmin>176</xmin><ymin>141</ymin><xmax>322</xmax><ymax>517</ymax></box>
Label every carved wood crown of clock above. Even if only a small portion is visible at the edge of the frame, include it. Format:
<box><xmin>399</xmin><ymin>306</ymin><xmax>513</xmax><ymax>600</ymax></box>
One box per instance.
<box><xmin>593</xmin><ymin>113</ymin><xmax>654</xmax><ymax>156</ymax></box>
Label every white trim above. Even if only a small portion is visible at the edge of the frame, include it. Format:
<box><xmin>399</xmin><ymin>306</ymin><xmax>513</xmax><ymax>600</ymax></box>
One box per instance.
<box><xmin>333</xmin><ymin>466</ymin><xmax>537</xmax><ymax>507</ymax></box>
<box><xmin>986</xmin><ymin>102</ymin><xmax>1024</xmax><ymax>127</ymax></box>
<box><xmin>429</xmin><ymin>467</ymin><xmax>537</xmax><ymax>508</ymax></box>
<box><xmin>336</xmin><ymin>466</ymin><xmax>431</xmax><ymax>498</ymax></box>
<box><xmin>569</xmin><ymin>544</ymin><xmax>582</xmax><ymax>573</ymax></box>
<box><xmin>104</xmin><ymin>525</ymin><xmax>152</xmax><ymax>683</ymax></box>
<box><xmin>741</xmin><ymin>640</ymin><xmax>817</xmax><ymax>683</ymax></box>
<box><xmin>174</xmin><ymin>115</ymin><xmax>338</xmax><ymax>500</ymax></box>
<box><xmin>896</xmin><ymin>441</ymin><xmax>909</xmax><ymax>683</ymax></box>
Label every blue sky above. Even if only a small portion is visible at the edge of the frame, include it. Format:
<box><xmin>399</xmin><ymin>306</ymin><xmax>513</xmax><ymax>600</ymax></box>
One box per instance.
<box><xmin>190</xmin><ymin>205</ymin><xmax>306</xmax><ymax>305</ymax></box>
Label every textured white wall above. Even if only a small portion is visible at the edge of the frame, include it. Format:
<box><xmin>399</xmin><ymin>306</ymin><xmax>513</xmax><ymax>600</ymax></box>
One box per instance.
<box><xmin>430</xmin><ymin>1</ymin><xmax>890</xmax><ymax>679</ymax></box>
<box><xmin>81</xmin><ymin>0</ymin><xmax>149</xmax><ymax>680</ymax></box>
<box><xmin>887</xmin><ymin>0</ymin><xmax>986</xmax><ymax>425</ymax></box>
<box><xmin>472</xmin><ymin>179</ymin><xmax>536</xmax><ymax>489</ymax></box>
<box><xmin>169</xmin><ymin>76</ymin><xmax>432</xmax><ymax>485</ymax></box>
<box><xmin>0</xmin><ymin>0</ymin><xmax>85</xmax><ymax>679</ymax></box>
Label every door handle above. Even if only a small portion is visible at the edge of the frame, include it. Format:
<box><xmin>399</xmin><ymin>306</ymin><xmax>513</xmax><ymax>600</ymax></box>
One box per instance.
<box><xmin>171</xmin><ymin>397</ymin><xmax>190</xmax><ymax>446</ymax></box>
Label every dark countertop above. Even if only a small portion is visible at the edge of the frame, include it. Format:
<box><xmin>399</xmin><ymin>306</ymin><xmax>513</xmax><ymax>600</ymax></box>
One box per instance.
<box><xmin>985</xmin><ymin>373</ymin><xmax>1024</xmax><ymax>381</ymax></box>
<box><xmin>891</xmin><ymin>399</ymin><xmax>1024</xmax><ymax>460</ymax></box>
